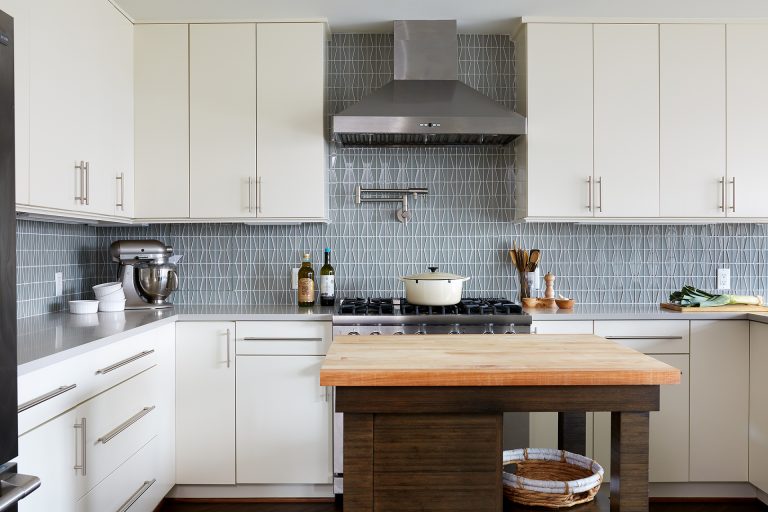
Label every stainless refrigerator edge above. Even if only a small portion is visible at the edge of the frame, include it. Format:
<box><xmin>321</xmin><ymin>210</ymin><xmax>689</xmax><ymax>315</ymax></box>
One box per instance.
<box><xmin>0</xmin><ymin>9</ymin><xmax>40</xmax><ymax>511</ymax></box>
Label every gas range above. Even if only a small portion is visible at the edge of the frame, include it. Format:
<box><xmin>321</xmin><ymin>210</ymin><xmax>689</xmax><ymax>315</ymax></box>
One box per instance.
<box><xmin>332</xmin><ymin>297</ymin><xmax>532</xmax><ymax>336</ymax></box>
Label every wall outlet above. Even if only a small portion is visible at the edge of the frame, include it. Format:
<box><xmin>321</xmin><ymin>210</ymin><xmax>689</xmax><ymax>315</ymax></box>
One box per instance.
<box><xmin>54</xmin><ymin>272</ymin><xmax>63</xmax><ymax>296</ymax></box>
<box><xmin>717</xmin><ymin>268</ymin><xmax>731</xmax><ymax>290</ymax></box>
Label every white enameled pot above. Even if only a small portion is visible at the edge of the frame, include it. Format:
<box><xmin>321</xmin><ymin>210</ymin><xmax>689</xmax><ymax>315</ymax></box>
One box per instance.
<box><xmin>399</xmin><ymin>267</ymin><xmax>471</xmax><ymax>306</ymax></box>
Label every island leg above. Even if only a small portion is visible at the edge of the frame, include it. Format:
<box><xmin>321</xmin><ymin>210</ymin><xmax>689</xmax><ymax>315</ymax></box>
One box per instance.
<box><xmin>610</xmin><ymin>411</ymin><xmax>650</xmax><ymax>512</ymax></box>
<box><xmin>557</xmin><ymin>412</ymin><xmax>587</xmax><ymax>455</ymax></box>
<box><xmin>344</xmin><ymin>413</ymin><xmax>374</xmax><ymax>512</ymax></box>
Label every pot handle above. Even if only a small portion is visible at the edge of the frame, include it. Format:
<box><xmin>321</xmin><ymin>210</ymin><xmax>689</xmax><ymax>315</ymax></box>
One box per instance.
<box><xmin>428</xmin><ymin>266</ymin><xmax>438</xmax><ymax>273</ymax></box>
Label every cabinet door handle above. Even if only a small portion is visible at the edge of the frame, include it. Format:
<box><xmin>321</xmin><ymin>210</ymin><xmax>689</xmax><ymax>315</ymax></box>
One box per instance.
<box><xmin>604</xmin><ymin>335</ymin><xmax>684</xmax><ymax>340</ymax></box>
<box><xmin>73</xmin><ymin>417</ymin><xmax>87</xmax><ymax>476</ymax></box>
<box><xmin>95</xmin><ymin>350</ymin><xmax>155</xmax><ymax>375</ymax></box>
<box><xmin>257</xmin><ymin>177</ymin><xmax>263</xmax><ymax>213</ymax></box>
<box><xmin>719</xmin><ymin>177</ymin><xmax>725</xmax><ymax>212</ymax></box>
<box><xmin>247</xmin><ymin>177</ymin><xmax>254</xmax><ymax>213</ymax></box>
<box><xmin>75</xmin><ymin>161</ymin><xmax>86</xmax><ymax>204</ymax></box>
<box><xmin>586</xmin><ymin>176</ymin><xmax>592</xmax><ymax>212</ymax></box>
<box><xmin>116</xmin><ymin>172</ymin><xmax>125</xmax><ymax>210</ymax></box>
<box><xmin>97</xmin><ymin>406</ymin><xmax>155</xmax><ymax>444</ymax></box>
<box><xmin>596</xmin><ymin>176</ymin><xmax>603</xmax><ymax>213</ymax></box>
<box><xmin>84</xmin><ymin>161</ymin><xmax>90</xmax><ymax>206</ymax></box>
<box><xmin>116</xmin><ymin>479</ymin><xmax>156</xmax><ymax>512</ymax></box>
<box><xmin>18</xmin><ymin>384</ymin><xmax>77</xmax><ymax>413</ymax></box>
<box><xmin>729</xmin><ymin>177</ymin><xmax>736</xmax><ymax>212</ymax></box>
<box><xmin>226</xmin><ymin>329</ymin><xmax>231</xmax><ymax>368</ymax></box>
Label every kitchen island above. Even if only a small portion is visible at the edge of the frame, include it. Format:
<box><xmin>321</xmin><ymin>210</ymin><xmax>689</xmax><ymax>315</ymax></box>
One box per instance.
<box><xmin>320</xmin><ymin>334</ymin><xmax>681</xmax><ymax>512</ymax></box>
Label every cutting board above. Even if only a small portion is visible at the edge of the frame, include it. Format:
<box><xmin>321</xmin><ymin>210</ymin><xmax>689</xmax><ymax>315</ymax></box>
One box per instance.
<box><xmin>660</xmin><ymin>303</ymin><xmax>768</xmax><ymax>312</ymax></box>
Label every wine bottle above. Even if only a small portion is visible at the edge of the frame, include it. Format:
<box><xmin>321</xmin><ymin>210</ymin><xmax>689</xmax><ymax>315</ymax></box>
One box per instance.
<box><xmin>319</xmin><ymin>247</ymin><xmax>335</xmax><ymax>306</ymax></box>
<box><xmin>297</xmin><ymin>253</ymin><xmax>315</xmax><ymax>307</ymax></box>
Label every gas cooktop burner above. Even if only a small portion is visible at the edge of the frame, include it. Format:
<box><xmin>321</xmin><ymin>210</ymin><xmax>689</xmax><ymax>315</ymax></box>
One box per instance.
<box><xmin>337</xmin><ymin>297</ymin><xmax>523</xmax><ymax>316</ymax></box>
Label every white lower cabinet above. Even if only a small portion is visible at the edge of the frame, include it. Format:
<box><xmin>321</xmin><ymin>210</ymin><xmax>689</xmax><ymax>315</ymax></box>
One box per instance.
<box><xmin>235</xmin><ymin>321</ymin><xmax>333</xmax><ymax>486</ymax></box>
<box><xmin>175</xmin><ymin>322</ymin><xmax>235</xmax><ymax>484</ymax></box>
<box><xmin>689</xmin><ymin>320</ymin><xmax>749</xmax><ymax>482</ymax></box>
<box><xmin>750</xmin><ymin>322</ymin><xmax>768</xmax><ymax>493</ymax></box>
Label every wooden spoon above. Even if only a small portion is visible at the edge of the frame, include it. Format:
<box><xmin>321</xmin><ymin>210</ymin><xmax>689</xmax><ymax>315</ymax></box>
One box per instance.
<box><xmin>509</xmin><ymin>249</ymin><xmax>518</xmax><ymax>269</ymax></box>
<box><xmin>528</xmin><ymin>249</ymin><xmax>540</xmax><ymax>271</ymax></box>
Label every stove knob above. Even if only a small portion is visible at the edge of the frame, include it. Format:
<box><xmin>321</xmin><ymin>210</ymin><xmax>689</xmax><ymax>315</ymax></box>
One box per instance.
<box><xmin>347</xmin><ymin>331</ymin><xmax>360</xmax><ymax>336</ymax></box>
<box><xmin>393</xmin><ymin>331</ymin><xmax>404</xmax><ymax>335</ymax></box>
<box><xmin>416</xmin><ymin>324</ymin><xmax>427</xmax><ymax>335</ymax></box>
<box><xmin>483</xmin><ymin>324</ymin><xmax>494</xmax><ymax>335</ymax></box>
<box><xmin>449</xmin><ymin>323</ymin><xmax>461</xmax><ymax>335</ymax></box>
<box><xmin>370</xmin><ymin>331</ymin><xmax>381</xmax><ymax>336</ymax></box>
<box><xmin>504</xmin><ymin>326</ymin><xmax>517</xmax><ymax>335</ymax></box>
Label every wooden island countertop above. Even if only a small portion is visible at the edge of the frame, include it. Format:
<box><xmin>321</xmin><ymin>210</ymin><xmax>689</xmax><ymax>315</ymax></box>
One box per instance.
<box><xmin>320</xmin><ymin>334</ymin><xmax>681</xmax><ymax>387</ymax></box>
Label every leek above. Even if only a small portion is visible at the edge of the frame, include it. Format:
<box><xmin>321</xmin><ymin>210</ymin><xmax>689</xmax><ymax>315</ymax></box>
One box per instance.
<box><xmin>669</xmin><ymin>285</ymin><xmax>764</xmax><ymax>307</ymax></box>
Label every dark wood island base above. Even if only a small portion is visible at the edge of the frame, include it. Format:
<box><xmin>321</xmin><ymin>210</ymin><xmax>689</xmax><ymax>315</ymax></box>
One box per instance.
<box><xmin>337</xmin><ymin>386</ymin><xmax>658</xmax><ymax>512</ymax></box>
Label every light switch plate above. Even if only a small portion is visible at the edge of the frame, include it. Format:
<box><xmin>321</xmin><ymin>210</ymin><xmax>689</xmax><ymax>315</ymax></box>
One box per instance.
<box><xmin>717</xmin><ymin>268</ymin><xmax>731</xmax><ymax>290</ymax></box>
<box><xmin>55</xmin><ymin>272</ymin><xmax>63</xmax><ymax>296</ymax></box>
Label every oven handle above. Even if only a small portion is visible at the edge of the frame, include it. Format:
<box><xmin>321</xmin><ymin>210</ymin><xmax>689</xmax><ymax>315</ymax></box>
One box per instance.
<box><xmin>0</xmin><ymin>473</ymin><xmax>41</xmax><ymax>511</ymax></box>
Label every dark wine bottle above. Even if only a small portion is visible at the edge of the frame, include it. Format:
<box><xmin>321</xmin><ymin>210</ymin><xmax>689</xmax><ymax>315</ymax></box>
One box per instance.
<box><xmin>319</xmin><ymin>247</ymin><xmax>335</xmax><ymax>306</ymax></box>
<box><xmin>297</xmin><ymin>253</ymin><xmax>315</xmax><ymax>307</ymax></box>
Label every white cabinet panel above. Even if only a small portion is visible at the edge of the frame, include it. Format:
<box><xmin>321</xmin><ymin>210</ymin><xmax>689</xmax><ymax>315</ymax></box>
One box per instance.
<box><xmin>659</xmin><ymin>24</ymin><xmax>726</xmax><ymax>218</ymax></box>
<box><xmin>690</xmin><ymin>320</ymin><xmax>749</xmax><ymax>481</ymax></box>
<box><xmin>594</xmin><ymin>320</ymin><xmax>690</xmax><ymax>354</ymax></box>
<box><xmin>175</xmin><ymin>322</ymin><xmax>235</xmax><ymax>484</ymax></box>
<box><xmin>256</xmin><ymin>23</ymin><xmax>327</xmax><ymax>220</ymax></box>
<box><xmin>593</xmin><ymin>24</ymin><xmax>659</xmax><ymax>218</ymax></box>
<box><xmin>726</xmin><ymin>24</ymin><xmax>768</xmax><ymax>218</ymax></box>
<box><xmin>189</xmin><ymin>24</ymin><xmax>256</xmax><ymax>219</ymax></box>
<box><xmin>523</xmin><ymin>24</ymin><xmax>594</xmax><ymax>219</ymax></box>
<box><xmin>750</xmin><ymin>322</ymin><xmax>768</xmax><ymax>493</ymax></box>
<box><xmin>236</xmin><ymin>355</ymin><xmax>333</xmax><ymax>484</ymax></box>
<box><xmin>134</xmin><ymin>24</ymin><xmax>189</xmax><ymax>219</ymax></box>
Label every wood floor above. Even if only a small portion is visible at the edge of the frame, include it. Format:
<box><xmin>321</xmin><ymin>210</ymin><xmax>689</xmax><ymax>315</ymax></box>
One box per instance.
<box><xmin>158</xmin><ymin>496</ymin><xmax>768</xmax><ymax>512</ymax></box>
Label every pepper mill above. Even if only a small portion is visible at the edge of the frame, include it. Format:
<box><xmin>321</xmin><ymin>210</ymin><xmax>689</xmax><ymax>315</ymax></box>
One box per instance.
<box><xmin>544</xmin><ymin>272</ymin><xmax>555</xmax><ymax>299</ymax></box>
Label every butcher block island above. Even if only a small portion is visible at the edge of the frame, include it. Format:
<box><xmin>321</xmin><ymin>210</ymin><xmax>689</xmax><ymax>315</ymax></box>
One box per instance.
<box><xmin>321</xmin><ymin>334</ymin><xmax>681</xmax><ymax>512</ymax></box>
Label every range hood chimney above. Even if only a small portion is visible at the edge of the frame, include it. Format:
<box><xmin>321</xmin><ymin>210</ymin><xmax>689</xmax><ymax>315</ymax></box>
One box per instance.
<box><xmin>331</xmin><ymin>20</ymin><xmax>526</xmax><ymax>147</ymax></box>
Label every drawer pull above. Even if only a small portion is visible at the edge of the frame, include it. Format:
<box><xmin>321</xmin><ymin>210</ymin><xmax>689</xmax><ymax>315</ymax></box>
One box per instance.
<box><xmin>18</xmin><ymin>384</ymin><xmax>76</xmax><ymax>413</ymax></box>
<box><xmin>97</xmin><ymin>406</ymin><xmax>156</xmax><ymax>444</ymax></box>
<box><xmin>116</xmin><ymin>479</ymin><xmax>156</xmax><ymax>512</ymax></box>
<box><xmin>95</xmin><ymin>350</ymin><xmax>155</xmax><ymax>375</ymax></box>
<box><xmin>604</xmin><ymin>336</ymin><xmax>684</xmax><ymax>340</ymax></box>
<box><xmin>241</xmin><ymin>337</ymin><xmax>322</xmax><ymax>342</ymax></box>
<box><xmin>74</xmin><ymin>417</ymin><xmax>87</xmax><ymax>476</ymax></box>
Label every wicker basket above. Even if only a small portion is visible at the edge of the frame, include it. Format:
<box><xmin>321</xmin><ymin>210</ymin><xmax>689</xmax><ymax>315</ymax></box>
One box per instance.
<box><xmin>502</xmin><ymin>448</ymin><xmax>604</xmax><ymax>508</ymax></box>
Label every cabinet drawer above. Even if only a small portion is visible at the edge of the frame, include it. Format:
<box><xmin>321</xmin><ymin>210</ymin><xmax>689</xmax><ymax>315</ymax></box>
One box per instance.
<box><xmin>76</xmin><ymin>435</ymin><xmax>163</xmax><ymax>512</ymax></box>
<box><xmin>18</xmin><ymin>327</ymin><xmax>163</xmax><ymax>435</ymax></box>
<box><xmin>531</xmin><ymin>321</ymin><xmax>593</xmax><ymax>334</ymax></box>
<box><xmin>594</xmin><ymin>320</ymin><xmax>689</xmax><ymax>353</ymax></box>
<box><xmin>236</xmin><ymin>321</ymin><xmax>331</xmax><ymax>355</ymax></box>
<box><xmin>74</xmin><ymin>366</ymin><xmax>161</xmax><ymax>500</ymax></box>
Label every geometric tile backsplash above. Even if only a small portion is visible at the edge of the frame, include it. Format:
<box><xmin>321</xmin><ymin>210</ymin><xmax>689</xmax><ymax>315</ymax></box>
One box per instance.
<box><xmin>15</xmin><ymin>34</ymin><xmax>768</xmax><ymax>318</ymax></box>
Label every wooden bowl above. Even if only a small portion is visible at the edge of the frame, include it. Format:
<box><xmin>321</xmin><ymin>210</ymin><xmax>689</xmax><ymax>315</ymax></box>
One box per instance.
<box><xmin>556</xmin><ymin>298</ymin><xmax>575</xmax><ymax>309</ymax></box>
<box><xmin>539</xmin><ymin>297</ymin><xmax>556</xmax><ymax>308</ymax></box>
<box><xmin>521</xmin><ymin>297</ymin><xmax>538</xmax><ymax>308</ymax></box>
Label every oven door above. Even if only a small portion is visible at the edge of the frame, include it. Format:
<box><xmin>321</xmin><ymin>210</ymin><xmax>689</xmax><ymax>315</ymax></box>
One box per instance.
<box><xmin>0</xmin><ymin>10</ymin><xmax>41</xmax><ymax>511</ymax></box>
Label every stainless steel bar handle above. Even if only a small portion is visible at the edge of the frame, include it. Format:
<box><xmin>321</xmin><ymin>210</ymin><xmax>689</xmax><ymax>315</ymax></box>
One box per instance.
<box><xmin>719</xmin><ymin>177</ymin><xmax>725</xmax><ymax>212</ymax></box>
<box><xmin>74</xmin><ymin>417</ymin><xmax>87</xmax><ymax>476</ymax></box>
<box><xmin>242</xmin><ymin>337</ymin><xmax>322</xmax><ymax>342</ymax></box>
<box><xmin>116</xmin><ymin>172</ymin><xmax>125</xmax><ymax>210</ymax></box>
<box><xmin>604</xmin><ymin>336</ymin><xmax>684</xmax><ymax>340</ymax></box>
<box><xmin>226</xmin><ymin>329</ymin><xmax>231</xmax><ymax>368</ymax></box>
<box><xmin>18</xmin><ymin>384</ymin><xmax>77</xmax><ymax>413</ymax></box>
<box><xmin>247</xmin><ymin>177</ymin><xmax>253</xmax><ymax>213</ymax></box>
<box><xmin>257</xmin><ymin>177</ymin><xmax>263</xmax><ymax>213</ymax></box>
<box><xmin>116</xmin><ymin>479</ymin><xmax>156</xmax><ymax>512</ymax></box>
<box><xmin>97</xmin><ymin>406</ymin><xmax>156</xmax><ymax>444</ymax></box>
<box><xmin>75</xmin><ymin>161</ymin><xmax>85</xmax><ymax>204</ymax></box>
<box><xmin>586</xmin><ymin>176</ymin><xmax>593</xmax><ymax>212</ymax></box>
<box><xmin>95</xmin><ymin>350</ymin><xmax>155</xmax><ymax>375</ymax></box>
<box><xmin>84</xmin><ymin>161</ymin><xmax>90</xmax><ymax>206</ymax></box>
<box><xmin>0</xmin><ymin>473</ymin><xmax>41</xmax><ymax>512</ymax></box>
<box><xmin>596</xmin><ymin>176</ymin><xmax>603</xmax><ymax>213</ymax></box>
<box><xmin>729</xmin><ymin>177</ymin><xmax>736</xmax><ymax>212</ymax></box>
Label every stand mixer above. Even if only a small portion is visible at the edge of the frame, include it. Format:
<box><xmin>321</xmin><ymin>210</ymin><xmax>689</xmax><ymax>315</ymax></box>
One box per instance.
<box><xmin>110</xmin><ymin>240</ymin><xmax>179</xmax><ymax>309</ymax></box>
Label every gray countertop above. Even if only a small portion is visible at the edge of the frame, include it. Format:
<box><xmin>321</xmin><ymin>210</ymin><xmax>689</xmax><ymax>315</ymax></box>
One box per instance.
<box><xmin>17</xmin><ymin>303</ymin><xmax>768</xmax><ymax>373</ymax></box>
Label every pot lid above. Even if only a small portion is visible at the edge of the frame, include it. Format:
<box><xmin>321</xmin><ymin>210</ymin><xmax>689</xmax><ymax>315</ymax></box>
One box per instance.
<box><xmin>402</xmin><ymin>266</ymin><xmax>468</xmax><ymax>281</ymax></box>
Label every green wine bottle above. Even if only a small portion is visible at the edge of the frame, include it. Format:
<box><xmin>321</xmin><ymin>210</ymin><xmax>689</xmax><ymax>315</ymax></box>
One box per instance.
<box><xmin>319</xmin><ymin>247</ymin><xmax>335</xmax><ymax>306</ymax></box>
<box><xmin>297</xmin><ymin>253</ymin><xmax>315</xmax><ymax>307</ymax></box>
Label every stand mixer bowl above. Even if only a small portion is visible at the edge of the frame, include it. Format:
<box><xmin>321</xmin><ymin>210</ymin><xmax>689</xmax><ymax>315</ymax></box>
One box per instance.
<box><xmin>136</xmin><ymin>264</ymin><xmax>178</xmax><ymax>303</ymax></box>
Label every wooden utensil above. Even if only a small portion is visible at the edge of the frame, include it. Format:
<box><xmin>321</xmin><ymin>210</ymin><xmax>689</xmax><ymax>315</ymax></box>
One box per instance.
<box><xmin>528</xmin><ymin>249</ymin><xmax>540</xmax><ymax>271</ymax></box>
<box><xmin>509</xmin><ymin>249</ymin><xmax>518</xmax><ymax>270</ymax></box>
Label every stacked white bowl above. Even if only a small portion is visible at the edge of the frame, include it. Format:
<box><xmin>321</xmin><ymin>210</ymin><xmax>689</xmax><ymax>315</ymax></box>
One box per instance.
<box><xmin>93</xmin><ymin>282</ymin><xmax>127</xmax><ymax>312</ymax></box>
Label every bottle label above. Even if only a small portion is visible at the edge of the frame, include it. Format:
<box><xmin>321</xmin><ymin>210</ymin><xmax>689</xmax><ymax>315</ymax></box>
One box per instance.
<box><xmin>298</xmin><ymin>278</ymin><xmax>315</xmax><ymax>303</ymax></box>
<box><xmin>320</xmin><ymin>275</ymin><xmax>335</xmax><ymax>297</ymax></box>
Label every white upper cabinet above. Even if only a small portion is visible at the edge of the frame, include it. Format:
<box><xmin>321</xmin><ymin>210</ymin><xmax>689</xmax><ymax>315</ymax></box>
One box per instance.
<box><xmin>26</xmin><ymin>0</ymin><xmax>133</xmax><ymax>218</ymax></box>
<box><xmin>659</xmin><ymin>24</ymin><xmax>726</xmax><ymax>218</ymax></box>
<box><xmin>593</xmin><ymin>24</ymin><xmax>659</xmax><ymax>218</ymax></box>
<box><xmin>727</xmin><ymin>24</ymin><xmax>768</xmax><ymax>218</ymax></box>
<box><xmin>134</xmin><ymin>24</ymin><xmax>190</xmax><ymax>219</ymax></box>
<box><xmin>189</xmin><ymin>24</ymin><xmax>257</xmax><ymax>219</ymax></box>
<box><xmin>518</xmin><ymin>24</ymin><xmax>594</xmax><ymax>219</ymax></box>
<box><xmin>256</xmin><ymin>23</ymin><xmax>327</xmax><ymax>220</ymax></box>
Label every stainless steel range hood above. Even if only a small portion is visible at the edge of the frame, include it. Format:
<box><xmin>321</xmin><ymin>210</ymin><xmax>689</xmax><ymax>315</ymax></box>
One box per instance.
<box><xmin>331</xmin><ymin>20</ymin><xmax>526</xmax><ymax>147</ymax></box>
